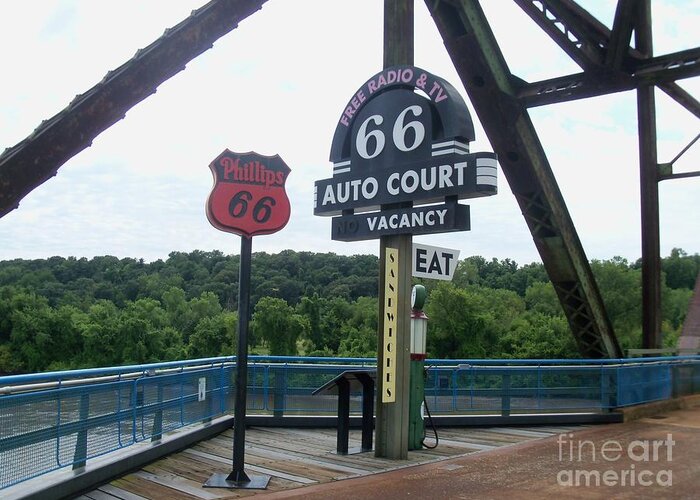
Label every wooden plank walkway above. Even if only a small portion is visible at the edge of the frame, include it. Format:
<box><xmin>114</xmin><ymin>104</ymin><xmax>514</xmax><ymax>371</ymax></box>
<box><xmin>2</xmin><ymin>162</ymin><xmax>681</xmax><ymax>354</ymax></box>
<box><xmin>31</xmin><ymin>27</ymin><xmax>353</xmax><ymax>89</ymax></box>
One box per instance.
<box><xmin>81</xmin><ymin>424</ymin><xmax>583</xmax><ymax>499</ymax></box>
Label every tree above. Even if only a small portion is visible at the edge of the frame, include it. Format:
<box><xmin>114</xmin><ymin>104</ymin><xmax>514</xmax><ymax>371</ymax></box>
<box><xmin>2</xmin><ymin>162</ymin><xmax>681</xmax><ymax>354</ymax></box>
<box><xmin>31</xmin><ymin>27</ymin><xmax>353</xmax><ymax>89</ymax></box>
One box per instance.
<box><xmin>252</xmin><ymin>297</ymin><xmax>309</xmax><ymax>356</ymax></box>
<box><xmin>298</xmin><ymin>294</ymin><xmax>323</xmax><ymax>350</ymax></box>
<box><xmin>591</xmin><ymin>258</ymin><xmax>642</xmax><ymax>351</ymax></box>
<box><xmin>188</xmin><ymin>312</ymin><xmax>237</xmax><ymax>358</ymax></box>
<box><xmin>337</xmin><ymin>324</ymin><xmax>376</xmax><ymax>357</ymax></box>
<box><xmin>6</xmin><ymin>290</ymin><xmax>55</xmax><ymax>372</ymax></box>
<box><xmin>46</xmin><ymin>305</ymin><xmax>85</xmax><ymax>370</ymax></box>
<box><xmin>425</xmin><ymin>283</ymin><xmax>486</xmax><ymax>358</ymax></box>
<box><xmin>337</xmin><ymin>296</ymin><xmax>378</xmax><ymax>357</ymax></box>
<box><xmin>77</xmin><ymin>300</ymin><xmax>122</xmax><ymax>367</ymax></box>
<box><xmin>318</xmin><ymin>297</ymin><xmax>354</xmax><ymax>353</ymax></box>
<box><xmin>0</xmin><ymin>286</ymin><xmax>16</xmax><ymax>343</ymax></box>
<box><xmin>661</xmin><ymin>248</ymin><xmax>699</xmax><ymax>290</ymax></box>
<box><xmin>663</xmin><ymin>287</ymin><xmax>692</xmax><ymax>331</ymax></box>
<box><xmin>425</xmin><ymin>282</ymin><xmax>525</xmax><ymax>358</ymax></box>
<box><xmin>499</xmin><ymin>312</ymin><xmax>578</xmax><ymax>359</ymax></box>
<box><xmin>524</xmin><ymin>281</ymin><xmax>562</xmax><ymax>316</ymax></box>
<box><xmin>1</xmin><ymin>249</ymin><xmax>696</xmax><ymax>371</ymax></box>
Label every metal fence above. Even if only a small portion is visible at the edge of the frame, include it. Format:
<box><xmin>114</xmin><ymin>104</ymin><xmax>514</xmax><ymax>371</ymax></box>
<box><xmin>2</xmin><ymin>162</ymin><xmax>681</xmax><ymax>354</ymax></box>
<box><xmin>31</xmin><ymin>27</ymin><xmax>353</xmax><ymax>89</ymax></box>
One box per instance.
<box><xmin>1</xmin><ymin>355</ymin><xmax>698</xmax><ymax>490</ymax></box>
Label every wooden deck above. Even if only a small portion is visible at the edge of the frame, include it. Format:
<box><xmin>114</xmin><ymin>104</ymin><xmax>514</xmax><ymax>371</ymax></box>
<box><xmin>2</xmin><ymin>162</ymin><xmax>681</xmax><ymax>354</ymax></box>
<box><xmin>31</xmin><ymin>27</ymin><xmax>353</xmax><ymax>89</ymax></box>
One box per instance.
<box><xmin>77</xmin><ymin>424</ymin><xmax>583</xmax><ymax>499</ymax></box>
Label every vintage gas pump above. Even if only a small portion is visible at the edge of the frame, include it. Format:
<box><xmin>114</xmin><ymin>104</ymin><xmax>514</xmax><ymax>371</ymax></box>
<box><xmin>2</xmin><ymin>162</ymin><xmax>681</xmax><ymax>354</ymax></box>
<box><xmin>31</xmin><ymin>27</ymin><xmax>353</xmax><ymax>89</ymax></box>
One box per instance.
<box><xmin>408</xmin><ymin>285</ymin><xmax>428</xmax><ymax>450</ymax></box>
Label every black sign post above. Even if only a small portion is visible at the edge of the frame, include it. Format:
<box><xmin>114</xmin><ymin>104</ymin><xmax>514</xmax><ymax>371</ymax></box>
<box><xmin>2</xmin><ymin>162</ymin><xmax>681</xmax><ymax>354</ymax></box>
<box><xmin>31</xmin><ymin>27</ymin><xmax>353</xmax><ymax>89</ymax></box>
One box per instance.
<box><xmin>204</xmin><ymin>151</ymin><xmax>291</xmax><ymax>490</ymax></box>
<box><xmin>314</xmin><ymin>65</ymin><xmax>497</xmax><ymax>225</ymax></box>
<box><xmin>229</xmin><ymin>234</ymin><xmax>263</xmax><ymax>485</ymax></box>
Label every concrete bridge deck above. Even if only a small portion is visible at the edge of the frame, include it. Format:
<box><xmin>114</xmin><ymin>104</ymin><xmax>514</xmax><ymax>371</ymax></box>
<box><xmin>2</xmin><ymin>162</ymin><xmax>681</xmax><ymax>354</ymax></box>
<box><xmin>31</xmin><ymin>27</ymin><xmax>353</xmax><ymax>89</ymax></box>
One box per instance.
<box><xmin>262</xmin><ymin>404</ymin><xmax>700</xmax><ymax>500</ymax></box>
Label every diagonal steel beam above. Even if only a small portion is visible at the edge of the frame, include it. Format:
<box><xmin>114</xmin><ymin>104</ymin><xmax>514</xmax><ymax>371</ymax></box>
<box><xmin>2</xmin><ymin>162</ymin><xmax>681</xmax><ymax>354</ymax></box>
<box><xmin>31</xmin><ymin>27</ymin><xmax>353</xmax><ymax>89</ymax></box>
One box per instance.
<box><xmin>605</xmin><ymin>0</ymin><xmax>637</xmax><ymax>68</ymax></box>
<box><xmin>513</xmin><ymin>0</ymin><xmax>608</xmax><ymax>70</ymax></box>
<box><xmin>0</xmin><ymin>0</ymin><xmax>267</xmax><ymax>219</ymax></box>
<box><xmin>657</xmin><ymin>82</ymin><xmax>700</xmax><ymax>119</ymax></box>
<box><xmin>424</xmin><ymin>0</ymin><xmax>622</xmax><ymax>358</ymax></box>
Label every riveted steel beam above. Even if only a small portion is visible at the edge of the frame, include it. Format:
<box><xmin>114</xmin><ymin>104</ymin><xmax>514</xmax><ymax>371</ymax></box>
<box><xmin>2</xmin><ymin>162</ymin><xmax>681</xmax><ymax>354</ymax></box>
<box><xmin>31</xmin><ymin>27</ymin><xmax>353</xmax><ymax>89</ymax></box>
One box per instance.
<box><xmin>605</xmin><ymin>0</ymin><xmax>637</xmax><ymax>69</ymax></box>
<box><xmin>0</xmin><ymin>0</ymin><xmax>268</xmax><ymax>219</ymax></box>
<box><xmin>514</xmin><ymin>1</ymin><xmax>700</xmax><ymax>119</ymax></box>
<box><xmin>636</xmin><ymin>0</ymin><xmax>662</xmax><ymax>350</ymax></box>
<box><xmin>513</xmin><ymin>0</ymin><xmax>696</xmax><ymax>351</ymax></box>
<box><xmin>518</xmin><ymin>47</ymin><xmax>700</xmax><ymax>107</ymax></box>
<box><xmin>513</xmin><ymin>0</ymin><xmax>608</xmax><ymax>70</ymax></box>
<box><xmin>659</xmin><ymin>83</ymin><xmax>700</xmax><ymax>120</ymax></box>
<box><xmin>424</xmin><ymin>0</ymin><xmax>622</xmax><ymax>358</ymax></box>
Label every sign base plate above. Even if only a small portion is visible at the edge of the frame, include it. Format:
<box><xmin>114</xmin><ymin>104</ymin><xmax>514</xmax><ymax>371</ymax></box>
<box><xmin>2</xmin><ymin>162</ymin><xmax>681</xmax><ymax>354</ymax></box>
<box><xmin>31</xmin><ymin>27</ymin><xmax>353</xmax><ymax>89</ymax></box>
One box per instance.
<box><xmin>330</xmin><ymin>446</ymin><xmax>373</xmax><ymax>456</ymax></box>
<box><xmin>203</xmin><ymin>472</ymin><xmax>271</xmax><ymax>490</ymax></box>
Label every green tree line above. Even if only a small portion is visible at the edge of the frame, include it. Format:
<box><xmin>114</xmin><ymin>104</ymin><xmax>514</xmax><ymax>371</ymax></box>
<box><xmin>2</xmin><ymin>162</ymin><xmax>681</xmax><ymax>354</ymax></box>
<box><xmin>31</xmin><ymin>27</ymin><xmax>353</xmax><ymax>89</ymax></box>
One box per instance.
<box><xmin>0</xmin><ymin>248</ymin><xmax>696</xmax><ymax>373</ymax></box>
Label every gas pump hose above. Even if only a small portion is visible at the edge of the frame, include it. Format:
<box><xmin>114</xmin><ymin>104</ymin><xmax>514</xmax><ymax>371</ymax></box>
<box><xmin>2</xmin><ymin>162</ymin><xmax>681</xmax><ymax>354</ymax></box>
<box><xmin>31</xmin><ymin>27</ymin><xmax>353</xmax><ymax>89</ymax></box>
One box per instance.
<box><xmin>421</xmin><ymin>366</ymin><xmax>439</xmax><ymax>449</ymax></box>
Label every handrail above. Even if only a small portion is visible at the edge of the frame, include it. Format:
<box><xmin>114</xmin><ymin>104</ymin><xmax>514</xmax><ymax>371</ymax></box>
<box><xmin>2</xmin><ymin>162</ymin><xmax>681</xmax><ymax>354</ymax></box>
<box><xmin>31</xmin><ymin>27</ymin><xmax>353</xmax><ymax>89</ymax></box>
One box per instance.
<box><xmin>3</xmin><ymin>354</ymin><xmax>698</xmax><ymax>387</ymax></box>
<box><xmin>627</xmin><ymin>348</ymin><xmax>700</xmax><ymax>357</ymax></box>
<box><xmin>0</xmin><ymin>356</ymin><xmax>238</xmax><ymax>385</ymax></box>
<box><xmin>0</xmin><ymin>361</ymin><xmax>238</xmax><ymax>395</ymax></box>
<box><xmin>0</xmin><ymin>356</ymin><xmax>698</xmax><ymax>491</ymax></box>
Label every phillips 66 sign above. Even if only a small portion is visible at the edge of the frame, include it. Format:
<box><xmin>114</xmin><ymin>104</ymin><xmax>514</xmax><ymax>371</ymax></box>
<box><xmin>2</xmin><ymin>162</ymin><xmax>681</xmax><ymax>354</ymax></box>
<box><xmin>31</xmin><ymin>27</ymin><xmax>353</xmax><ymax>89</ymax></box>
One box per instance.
<box><xmin>206</xmin><ymin>150</ymin><xmax>291</xmax><ymax>238</ymax></box>
<box><xmin>313</xmin><ymin>66</ymin><xmax>497</xmax><ymax>241</ymax></box>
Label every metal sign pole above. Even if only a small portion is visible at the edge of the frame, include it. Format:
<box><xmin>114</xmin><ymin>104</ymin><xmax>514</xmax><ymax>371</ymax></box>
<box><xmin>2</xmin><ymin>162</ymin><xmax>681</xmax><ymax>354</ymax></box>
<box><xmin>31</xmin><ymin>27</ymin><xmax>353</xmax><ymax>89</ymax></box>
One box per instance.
<box><xmin>231</xmin><ymin>234</ymin><xmax>252</xmax><ymax>481</ymax></box>
<box><xmin>205</xmin><ymin>235</ymin><xmax>270</xmax><ymax>489</ymax></box>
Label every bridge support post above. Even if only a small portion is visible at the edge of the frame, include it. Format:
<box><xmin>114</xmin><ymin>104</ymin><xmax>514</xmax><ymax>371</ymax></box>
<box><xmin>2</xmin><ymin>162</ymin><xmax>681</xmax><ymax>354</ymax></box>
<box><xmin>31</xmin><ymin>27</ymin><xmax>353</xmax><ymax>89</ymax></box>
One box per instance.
<box><xmin>73</xmin><ymin>393</ymin><xmax>89</xmax><ymax>469</ymax></box>
<box><xmin>636</xmin><ymin>0</ymin><xmax>662</xmax><ymax>350</ymax></box>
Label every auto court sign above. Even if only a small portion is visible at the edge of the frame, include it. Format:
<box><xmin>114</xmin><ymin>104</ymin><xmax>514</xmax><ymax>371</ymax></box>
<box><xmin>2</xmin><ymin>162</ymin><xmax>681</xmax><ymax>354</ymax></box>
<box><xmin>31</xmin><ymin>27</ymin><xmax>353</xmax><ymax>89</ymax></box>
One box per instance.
<box><xmin>314</xmin><ymin>65</ymin><xmax>497</xmax><ymax>241</ymax></box>
<box><xmin>314</xmin><ymin>65</ymin><xmax>498</xmax><ymax>402</ymax></box>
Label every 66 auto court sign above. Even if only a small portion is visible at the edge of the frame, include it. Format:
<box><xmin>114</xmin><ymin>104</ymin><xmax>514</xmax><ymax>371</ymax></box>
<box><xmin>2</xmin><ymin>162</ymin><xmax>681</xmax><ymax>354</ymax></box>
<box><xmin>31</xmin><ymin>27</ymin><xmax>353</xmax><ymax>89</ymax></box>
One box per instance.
<box><xmin>314</xmin><ymin>65</ymin><xmax>498</xmax><ymax>241</ymax></box>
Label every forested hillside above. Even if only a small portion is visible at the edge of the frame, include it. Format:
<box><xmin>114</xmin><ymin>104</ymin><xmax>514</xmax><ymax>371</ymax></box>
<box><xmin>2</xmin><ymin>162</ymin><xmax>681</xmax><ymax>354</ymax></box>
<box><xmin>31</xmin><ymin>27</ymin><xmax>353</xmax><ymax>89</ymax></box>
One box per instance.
<box><xmin>0</xmin><ymin>248</ymin><xmax>697</xmax><ymax>374</ymax></box>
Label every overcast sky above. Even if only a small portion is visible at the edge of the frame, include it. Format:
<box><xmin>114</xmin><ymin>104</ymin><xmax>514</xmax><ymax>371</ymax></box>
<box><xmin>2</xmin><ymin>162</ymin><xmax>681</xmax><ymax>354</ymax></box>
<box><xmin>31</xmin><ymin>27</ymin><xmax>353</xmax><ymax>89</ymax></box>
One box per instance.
<box><xmin>0</xmin><ymin>0</ymin><xmax>698</xmax><ymax>265</ymax></box>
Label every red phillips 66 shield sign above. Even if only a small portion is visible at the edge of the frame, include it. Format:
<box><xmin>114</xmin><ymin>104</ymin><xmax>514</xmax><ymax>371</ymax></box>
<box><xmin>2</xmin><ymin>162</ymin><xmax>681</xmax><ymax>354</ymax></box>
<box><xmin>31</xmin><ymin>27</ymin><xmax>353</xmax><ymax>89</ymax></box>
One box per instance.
<box><xmin>206</xmin><ymin>150</ymin><xmax>291</xmax><ymax>237</ymax></box>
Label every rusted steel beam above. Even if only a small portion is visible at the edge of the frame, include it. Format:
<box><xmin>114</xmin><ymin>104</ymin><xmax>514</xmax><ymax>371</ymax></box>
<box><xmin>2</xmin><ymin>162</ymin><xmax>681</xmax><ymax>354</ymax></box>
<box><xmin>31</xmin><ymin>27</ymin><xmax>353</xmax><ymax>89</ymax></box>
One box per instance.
<box><xmin>517</xmin><ymin>0</ymin><xmax>693</xmax><ymax>351</ymax></box>
<box><xmin>636</xmin><ymin>0</ymin><xmax>662</xmax><ymax>350</ymax></box>
<box><xmin>659</xmin><ymin>82</ymin><xmax>700</xmax><ymax>120</ymax></box>
<box><xmin>633</xmin><ymin>46</ymin><xmax>700</xmax><ymax>80</ymax></box>
<box><xmin>512</xmin><ymin>0</ymin><xmax>607</xmax><ymax>70</ymax></box>
<box><xmin>517</xmin><ymin>47</ymin><xmax>700</xmax><ymax>107</ymax></box>
<box><xmin>605</xmin><ymin>0</ymin><xmax>637</xmax><ymax>69</ymax></box>
<box><xmin>516</xmin><ymin>71</ymin><xmax>632</xmax><ymax>107</ymax></box>
<box><xmin>514</xmin><ymin>1</ymin><xmax>700</xmax><ymax>118</ymax></box>
<box><xmin>0</xmin><ymin>0</ymin><xmax>267</xmax><ymax>218</ymax></box>
<box><xmin>424</xmin><ymin>0</ymin><xmax>622</xmax><ymax>358</ymax></box>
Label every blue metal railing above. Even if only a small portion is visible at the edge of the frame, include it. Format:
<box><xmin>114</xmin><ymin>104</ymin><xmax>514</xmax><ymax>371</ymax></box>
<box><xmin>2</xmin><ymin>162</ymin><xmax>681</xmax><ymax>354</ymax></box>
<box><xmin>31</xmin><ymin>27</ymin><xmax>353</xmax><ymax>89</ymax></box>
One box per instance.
<box><xmin>0</xmin><ymin>355</ymin><xmax>698</xmax><ymax>490</ymax></box>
